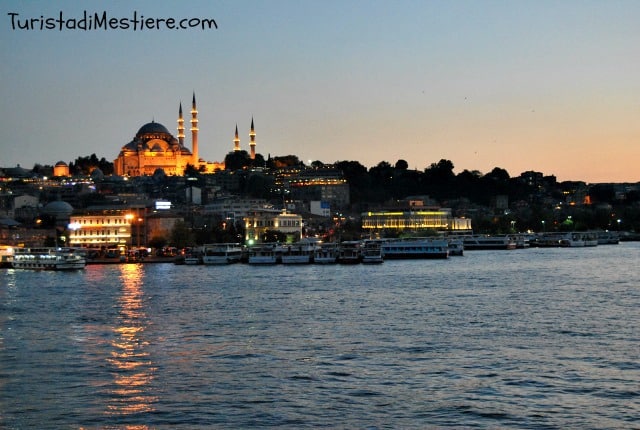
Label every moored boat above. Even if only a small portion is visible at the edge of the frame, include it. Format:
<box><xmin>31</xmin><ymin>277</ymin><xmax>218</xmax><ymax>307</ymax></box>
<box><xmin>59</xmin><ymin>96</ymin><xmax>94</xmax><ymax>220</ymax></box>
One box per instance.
<box><xmin>202</xmin><ymin>243</ymin><xmax>242</xmax><ymax>265</ymax></box>
<box><xmin>381</xmin><ymin>238</ymin><xmax>449</xmax><ymax>259</ymax></box>
<box><xmin>338</xmin><ymin>241</ymin><xmax>361</xmax><ymax>264</ymax></box>
<box><xmin>314</xmin><ymin>242</ymin><xmax>339</xmax><ymax>264</ymax></box>
<box><xmin>361</xmin><ymin>240</ymin><xmax>384</xmax><ymax>264</ymax></box>
<box><xmin>278</xmin><ymin>243</ymin><xmax>314</xmax><ymax>264</ymax></box>
<box><xmin>447</xmin><ymin>239</ymin><xmax>464</xmax><ymax>256</ymax></box>
<box><xmin>247</xmin><ymin>244</ymin><xmax>278</xmax><ymax>265</ymax></box>
<box><xmin>11</xmin><ymin>247</ymin><xmax>86</xmax><ymax>270</ymax></box>
<box><xmin>597</xmin><ymin>231</ymin><xmax>620</xmax><ymax>245</ymax></box>
<box><xmin>462</xmin><ymin>235</ymin><xmax>517</xmax><ymax>250</ymax></box>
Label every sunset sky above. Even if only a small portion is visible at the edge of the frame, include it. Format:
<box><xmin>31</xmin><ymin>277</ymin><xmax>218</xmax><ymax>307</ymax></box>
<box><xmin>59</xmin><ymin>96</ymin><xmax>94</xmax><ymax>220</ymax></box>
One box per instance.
<box><xmin>1</xmin><ymin>0</ymin><xmax>638</xmax><ymax>183</ymax></box>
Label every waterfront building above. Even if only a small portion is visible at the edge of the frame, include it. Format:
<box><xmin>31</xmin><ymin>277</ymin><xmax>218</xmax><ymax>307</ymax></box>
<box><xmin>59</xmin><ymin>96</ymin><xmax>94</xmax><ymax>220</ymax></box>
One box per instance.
<box><xmin>244</xmin><ymin>209</ymin><xmax>303</xmax><ymax>244</ymax></box>
<box><xmin>361</xmin><ymin>207</ymin><xmax>471</xmax><ymax>233</ymax></box>
<box><xmin>68</xmin><ymin>208</ymin><xmax>132</xmax><ymax>248</ymax></box>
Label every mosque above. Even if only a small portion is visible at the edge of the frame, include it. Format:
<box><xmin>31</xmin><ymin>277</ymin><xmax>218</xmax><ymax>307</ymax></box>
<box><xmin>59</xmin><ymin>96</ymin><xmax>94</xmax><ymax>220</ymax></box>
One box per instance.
<box><xmin>113</xmin><ymin>93</ymin><xmax>257</xmax><ymax>176</ymax></box>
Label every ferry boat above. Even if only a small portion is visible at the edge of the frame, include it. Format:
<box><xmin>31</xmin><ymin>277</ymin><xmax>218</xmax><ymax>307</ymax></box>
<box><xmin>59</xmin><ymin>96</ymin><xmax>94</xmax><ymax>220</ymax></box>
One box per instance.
<box><xmin>560</xmin><ymin>232</ymin><xmax>598</xmax><ymax>247</ymax></box>
<box><xmin>597</xmin><ymin>231</ymin><xmax>620</xmax><ymax>245</ymax></box>
<box><xmin>11</xmin><ymin>247</ymin><xmax>86</xmax><ymax>270</ymax></box>
<box><xmin>462</xmin><ymin>235</ymin><xmax>517</xmax><ymax>250</ymax></box>
<box><xmin>447</xmin><ymin>239</ymin><xmax>464</xmax><ymax>256</ymax></box>
<box><xmin>361</xmin><ymin>240</ymin><xmax>384</xmax><ymax>264</ymax></box>
<box><xmin>202</xmin><ymin>243</ymin><xmax>242</xmax><ymax>265</ymax></box>
<box><xmin>381</xmin><ymin>238</ymin><xmax>449</xmax><ymax>259</ymax></box>
<box><xmin>313</xmin><ymin>242</ymin><xmax>339</xmax><ymax>264</ymax></box>
<box><xmin>247</xmin><ymin>244</ymin><xmax>278</xmax><ymax>265</ymax></box>
<box><xmin>338</xmin><ymin>241</ymin><xmax>361</xmax><ymax>264</ymax></box>
<box><xmin>278</xmin><ymin>243</ymin><xmax>314</xmax><ymax>264</ymax></box>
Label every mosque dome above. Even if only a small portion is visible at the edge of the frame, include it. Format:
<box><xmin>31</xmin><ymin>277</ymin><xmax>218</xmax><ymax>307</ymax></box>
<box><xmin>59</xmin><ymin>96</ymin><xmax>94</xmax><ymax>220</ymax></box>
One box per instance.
<box><xmin>43</xmin><ymin>200</ymin><xmax>74</xmax><ymax>218</ymax></box>
<box><xmin>137</xmin><ymin>121</ymin><xmax>171</xmax><ymax>136</ymax></box>
<box><xmin>55</xmin><ymin>161</ymin><xmax>68</xmax><ymax>167</ymax></box>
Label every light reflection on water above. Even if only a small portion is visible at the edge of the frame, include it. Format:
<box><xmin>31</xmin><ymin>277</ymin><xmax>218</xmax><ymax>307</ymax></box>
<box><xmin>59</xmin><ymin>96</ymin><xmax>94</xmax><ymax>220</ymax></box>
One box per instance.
<box><xmin>104</xmin><ymin>264</ymin><xmax>157</xmax><ymax>418</ymax></box>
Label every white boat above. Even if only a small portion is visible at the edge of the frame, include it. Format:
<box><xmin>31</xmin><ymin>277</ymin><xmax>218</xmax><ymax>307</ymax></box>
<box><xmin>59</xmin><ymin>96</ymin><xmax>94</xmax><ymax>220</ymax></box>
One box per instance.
<box><xmin>381</xmin><ymin>238</ymin><xmax>449</xmax><ymax>259</ymax></box>
<box><xmin>462</xmin><ymin>235</ymin><xmax>517</xmax><ymax>250</ymax></box>
<box><xmin>560</xmin><ymin>232</ymin><xmax>598</xmax><ymax>247</ymax></box>
<box><xmin>247</xmin><ymin>244</ymin><xmax>278</xmax><ymax>265</ymax></box>
<box><xmin>202</xmin><ymin>243</ymin><xmax>242</xmax><ymax>265</ymax></box>
<box><xmin>361</xmin><ymin>240</ymin><xmax>384</xmax><ymax>264</ymax></box>
<box><xmin>11</xmin><ymin>247</ymin><xmax>86</xmax><ymax>270</ymax></box>
<box><xmin>447</xmin><ymin>239</ymin><xmax>464</xmax><ymax>256</ymax></box>
<box><xmin>597</xmin><ymin>231</ymin><xmax>620</xmax><ymax>245</ymax></box>
<box><xmin>278</xmin><ymin>243</ymin><xmax>314</xmax><ymax>264</ymax></box>
<box><xmin>338</xmin><ymin>241</ymin><xmax>361</xmax><ymax>264</ymax></box>
<box><xmin>313</xmin><ymin>242</ymin><xmax>339</xmax><ymax>264</ymax></box>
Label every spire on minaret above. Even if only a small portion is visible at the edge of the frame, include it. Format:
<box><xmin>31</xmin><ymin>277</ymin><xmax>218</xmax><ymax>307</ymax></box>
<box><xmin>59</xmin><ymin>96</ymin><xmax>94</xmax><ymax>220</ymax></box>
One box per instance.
<box><xmin>177</xmin><ymin>102</ymin><xmax>185</xmax><ymax>146</ymax></box>
<box><xmin>233</xmin><ymin>124</ymin><xmax>240</xmax><ymax>152</ymax></box>
<box><xmin>190</xmin><ymin>92</ymin><xmax>199</xmax><ymax>166</ymax></box>
<box><xmin>249</xmin><ymin>117</ymin><xmax>256</xmax><ymax>160</ymax></box>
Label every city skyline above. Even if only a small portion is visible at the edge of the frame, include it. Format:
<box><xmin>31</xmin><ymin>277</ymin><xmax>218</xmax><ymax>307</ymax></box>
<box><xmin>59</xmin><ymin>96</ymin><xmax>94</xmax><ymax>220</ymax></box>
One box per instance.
<box><xmin>1</xmin><ymin>1</ymin><xmax>639</xmax><ymax>183</ymax></box>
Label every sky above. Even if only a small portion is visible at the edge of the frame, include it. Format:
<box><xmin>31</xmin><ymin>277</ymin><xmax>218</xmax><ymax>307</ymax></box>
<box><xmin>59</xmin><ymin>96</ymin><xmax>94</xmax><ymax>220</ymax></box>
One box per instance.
<box><xmin>1</xmin><ymin>0</ymin><xmax>639</xmax><ymax>183</ymax></box>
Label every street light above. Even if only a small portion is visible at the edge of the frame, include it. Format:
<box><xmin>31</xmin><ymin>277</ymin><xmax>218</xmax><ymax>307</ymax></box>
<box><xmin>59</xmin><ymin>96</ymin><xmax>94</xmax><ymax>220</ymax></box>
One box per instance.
<box><xmin>617</xmin><ymin>219</ymin><xmax>621</xmax><ymax>231</ymax></box>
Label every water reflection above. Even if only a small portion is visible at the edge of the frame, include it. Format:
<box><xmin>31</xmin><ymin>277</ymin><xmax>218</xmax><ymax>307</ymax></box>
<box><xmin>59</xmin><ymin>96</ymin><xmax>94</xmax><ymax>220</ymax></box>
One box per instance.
<box><xmin>106</xmin><ymin>264</ymin><xmax>157</xmax><ymax>418</ymax></box>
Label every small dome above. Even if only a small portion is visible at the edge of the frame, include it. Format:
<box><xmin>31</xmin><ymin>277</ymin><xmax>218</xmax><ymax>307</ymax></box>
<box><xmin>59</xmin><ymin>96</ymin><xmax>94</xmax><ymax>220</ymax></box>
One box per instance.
<box><xmin>137</xmin><ymin>121</ymin><xmax>171</xmax><ymax>136</ymax></box>
<box><xmin>55</xmin><ymin>161</ymin><xmax>68</xmax><ymax>167</ymax></box>
<box><xmin>43</xmin><ymin>200</ymin><xmax>74</xmax><ymax>217</ymax></box>
<box><xmin>90</xmin><ymin>168</ymin><xmax>104</xmax><ymax>181</ymax></box>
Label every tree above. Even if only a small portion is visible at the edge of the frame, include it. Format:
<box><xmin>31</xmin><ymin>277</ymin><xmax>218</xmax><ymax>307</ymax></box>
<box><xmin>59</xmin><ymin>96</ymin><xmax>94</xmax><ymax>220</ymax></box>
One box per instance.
<box><xmin>170</xmin><ymin>220</ymin><xmax>195</xmax><ymax>248</ymax></box>
<box><xmin>395</xmin><ymin>159</ymin><xmax>409</xmax><ymax>170</ymax></box>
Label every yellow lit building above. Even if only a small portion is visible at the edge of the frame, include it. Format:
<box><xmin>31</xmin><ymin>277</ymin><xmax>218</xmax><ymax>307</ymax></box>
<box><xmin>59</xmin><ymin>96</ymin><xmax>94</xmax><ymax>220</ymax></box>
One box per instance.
<box><xmin>361</xmin><ymin>208</ymin><xmax>471</xmax><ymax>233</ymax></box>
<box><xmin>67</xmin><ymin>209</ymin><xmax>132</xmax><ymax>248</ymax></box>
<box><xmin>113</xmin><ymin>93</ymin><xmax>229</xmax><ymax>176</ymax></box>
<box><xmin>244</xmin><ymin>209</ymin><xmax>303</xmax><ymax>243</ymax></box>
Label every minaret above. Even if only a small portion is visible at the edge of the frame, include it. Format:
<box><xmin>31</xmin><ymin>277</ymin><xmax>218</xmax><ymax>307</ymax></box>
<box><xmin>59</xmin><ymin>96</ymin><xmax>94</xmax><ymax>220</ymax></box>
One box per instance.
<box><xmin>190</xmin><ymin>92</ymin><xmax>199</xmax><ymax>166</ymax></box>
<box><xmin>249</xmin><ymin>117</ymin><xmax>256</xmax><ymax>160</ymax></box>
<box><xmin>177</xmin><ymin>102</ymin><xmax>185</xmax><ymax>146</ymax></box>
<box><xmin>233</xmin><ymin>124</ymin><xmax>240</xmax><ymax>152</ymax></box>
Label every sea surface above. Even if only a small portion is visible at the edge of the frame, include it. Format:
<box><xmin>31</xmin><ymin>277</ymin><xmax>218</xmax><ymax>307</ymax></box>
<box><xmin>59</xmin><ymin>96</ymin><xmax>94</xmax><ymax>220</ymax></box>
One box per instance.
<box><xmin>1</xmin><ymin>243</ymin><xmax>639</xmax><ymax>429</ymax></box>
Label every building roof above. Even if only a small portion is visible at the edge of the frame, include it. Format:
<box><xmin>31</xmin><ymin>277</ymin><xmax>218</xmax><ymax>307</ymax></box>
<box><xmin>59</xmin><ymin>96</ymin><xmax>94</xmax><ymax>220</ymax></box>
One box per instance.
<box><xmin>137</xmin><ymin>121</ymin><xmax>171</xmax><ymax>136</ymax></box>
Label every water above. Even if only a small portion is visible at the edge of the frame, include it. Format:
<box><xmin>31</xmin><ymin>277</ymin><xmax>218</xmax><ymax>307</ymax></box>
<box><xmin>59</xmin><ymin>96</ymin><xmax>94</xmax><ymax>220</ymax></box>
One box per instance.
<box><xmin>1</xmin><ymin>244</ymin><xmax>639</xmax><ymax>429</ymax></box>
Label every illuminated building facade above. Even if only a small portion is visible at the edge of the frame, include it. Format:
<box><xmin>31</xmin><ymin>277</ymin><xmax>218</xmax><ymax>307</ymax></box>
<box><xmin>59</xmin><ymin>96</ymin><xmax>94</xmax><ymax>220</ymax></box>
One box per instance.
<box><xmin>244</xmin><ymin>209</ymin><xmax>303</xmax><ymax>243</ymax></box>
<box><xmin>114</xmin><ymin>93</ymin><xmax>228</xmax><ymax>176</ymax></box>
<box><xmin>361</xmin><ymin>208</ymin><xmax>472</xmax><ymax>233</ymax></box>
<box><xmin>68</xmin><ymin>209</ymin><xmax>132</xmax><ymax>248</ymax></box>
<box><xmin>53</xmin><ymin>161</ymin><xmax>70</xmax><ymax>177</ymax></box>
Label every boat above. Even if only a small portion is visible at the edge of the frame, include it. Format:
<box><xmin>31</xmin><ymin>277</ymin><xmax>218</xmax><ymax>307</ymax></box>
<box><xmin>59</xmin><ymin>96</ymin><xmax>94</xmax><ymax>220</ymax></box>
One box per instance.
<box><xmin>0</xmin><ymin>245</ymin><xmax>14</xmax><ymax>268</ymax></box>
<box><xmin>560</xmin><ymin>232</ymin><xmax>598</xmax><ymax>247</ymax></box>
<box><xmin>11</xmin><ymin>247</ymin><xmax>86</xmax><ymax>270</ymax></box>
<box><xmin>531</xmin><ymin>233</ymin><xmax>565</xmax><ymax>247</ymax></box>
<box><xmin>202</xmin><ymin>243</ymin><xmax>242</xmax><ymax>265</ymax></box>
<box><xmin>447</xmin><ymin>238</ymin><xmax>464</xmax><ymax>256</ymax></box>
<box><xmin>338</xmin><ymin>241</ymin><xmax>361</xmax><ymax>264</ymax></box>
<box><xmin>247</xmin><ymin>244</ymin><xmax>278</xmax><ymax>265</ymax></box>
<box><xmin>361</xmin><ymin>240</ymin><xmax>384</xmax><ymax>264</ymax></box>
<box><xmin>278</xmin><ymin>243</ymin><xmax>314</xmax><ymax>264</ymax></box>
<box><xmin>381</xmin><ymin>238</ymin><xmax>449</xmax><ymax>259</ymax></box>
<box><xmin>184</xmin><ymin>254</ymin><xmax>202</xmax><ymax>265</ymax></box>
<box><xmin>461</xmin><ymin>235</ymin><xmax>517</xmax><ymax>250</ymax></box>
<box><xmin>313</xmin><ymin>242</ymin><xmax>339</xmax><ymax>264</ymax></box>
<box><xmin>597</xmin><ymin>231</ymin><xmax>620</xmax><ymax>245</ymax></box>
